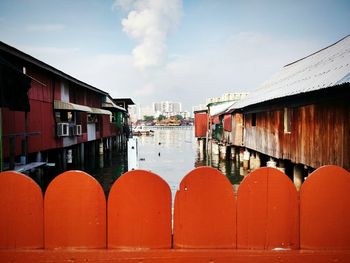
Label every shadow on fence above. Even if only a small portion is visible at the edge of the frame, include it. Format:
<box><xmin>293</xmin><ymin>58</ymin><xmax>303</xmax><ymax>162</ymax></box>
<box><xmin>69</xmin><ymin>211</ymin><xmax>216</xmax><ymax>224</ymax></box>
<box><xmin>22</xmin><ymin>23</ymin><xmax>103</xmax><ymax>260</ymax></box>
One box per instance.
<box><xmin>0</xmin><ymin>165</ymin><xmax>350</xmax><ymax>261</ymax></box>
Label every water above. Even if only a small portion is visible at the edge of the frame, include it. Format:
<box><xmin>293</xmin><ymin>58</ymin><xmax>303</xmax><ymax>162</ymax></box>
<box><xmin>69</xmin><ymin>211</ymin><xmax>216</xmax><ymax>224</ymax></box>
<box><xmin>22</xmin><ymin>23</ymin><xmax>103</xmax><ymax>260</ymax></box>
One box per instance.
<box><xmin>78</xmin><ymin>127</ymin><xmax>245</xmax><ymax>197</ymax></box>
<box><xmin>82</xmin><ymin>146</ymin><xmax>128</xmax><ymax>197</ymax></box>
<box><xmin>137</xmin><ymin>127</ymin><xmax>244</xmax><ymax>199</ymax></box>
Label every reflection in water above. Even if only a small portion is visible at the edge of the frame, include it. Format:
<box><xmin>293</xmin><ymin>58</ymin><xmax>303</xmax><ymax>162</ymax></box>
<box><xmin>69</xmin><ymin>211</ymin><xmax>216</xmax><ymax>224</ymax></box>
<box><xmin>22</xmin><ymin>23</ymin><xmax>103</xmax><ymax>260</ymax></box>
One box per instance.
<box><xmin>79</xmin><ymin>127</ymin><xmax>245</xmax><ymax>198</ymax></box>
<box><xmin>83</xmin><ymin>146</ymin><xmax>128</xmax><ymax>197</ymax></box>
<box><xmin>138</xmin><ymin>127</ymin><xmax>245</xmax><ymax>200</ymax></box>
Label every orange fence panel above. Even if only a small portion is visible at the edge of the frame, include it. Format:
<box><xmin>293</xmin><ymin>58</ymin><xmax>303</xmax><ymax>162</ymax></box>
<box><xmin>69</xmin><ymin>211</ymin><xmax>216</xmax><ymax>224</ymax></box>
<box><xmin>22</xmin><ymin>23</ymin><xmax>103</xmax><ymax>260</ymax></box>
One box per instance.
<box><xmin>108</xmin><ymin>170</ymin><xmax>172</xmax><ymax>248</ymax></box>
<box><xmin>0</xmin><ymin>171</ymin><xmax>43</xmax><ymax>248</ymax></box>
<box><xmin>300</xmin><ymin>165</ymin><xmax>350</xmax><ymax>249</ymax></box>
<box><xmin>237</xmin><ymin>167</ymin><xmax>299</xmax><ymax>249</ymax></box>
<box><xmin>44</xmin><ymin>170</ymin><xmax>106</xmax><ymax>248</ymax></box>
<box><xmin>173</xmin><ymin>166</ymin><xmax>236</xmax><ymax>248</ymax></box>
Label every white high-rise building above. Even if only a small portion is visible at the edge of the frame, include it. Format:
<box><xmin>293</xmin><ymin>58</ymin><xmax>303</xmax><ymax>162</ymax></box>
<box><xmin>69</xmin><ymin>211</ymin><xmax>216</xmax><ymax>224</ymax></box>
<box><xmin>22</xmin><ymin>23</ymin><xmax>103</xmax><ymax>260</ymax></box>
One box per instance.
<box><xmin>139</xmin><ymin>105</ymin><xmax>154</xmax><ymax>119</ymax></box>
<box><xmin>153</xmin><ymin>101</ymin><xmax>182</xmax><ymax>116</ymax></box>
<box><xmin>206</xmin><ymin>92</ymin><xmax>249</xmax><ymax>105</ymax></box>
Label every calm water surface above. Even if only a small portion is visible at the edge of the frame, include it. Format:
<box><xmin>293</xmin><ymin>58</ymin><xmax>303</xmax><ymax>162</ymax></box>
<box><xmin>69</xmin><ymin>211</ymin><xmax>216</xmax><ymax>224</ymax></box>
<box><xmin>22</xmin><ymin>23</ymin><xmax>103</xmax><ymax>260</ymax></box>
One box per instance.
<box><xmin>84</xmin><ymin>127</ymin><xmax>244</xmax><ymax>197</ymax></box>
<box><xmin>137</xmin><ymin>127</ymin><xmax>244</xmax><ymax>199</ymax></box>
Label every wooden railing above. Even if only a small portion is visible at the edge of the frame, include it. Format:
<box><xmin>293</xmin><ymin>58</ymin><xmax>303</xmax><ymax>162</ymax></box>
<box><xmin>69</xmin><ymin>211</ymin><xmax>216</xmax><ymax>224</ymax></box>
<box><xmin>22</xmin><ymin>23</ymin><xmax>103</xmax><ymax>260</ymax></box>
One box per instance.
<box><xmin>0</xmin><ymin>165</ymin><xmax>350</xmax><ymax>262</ymax></box>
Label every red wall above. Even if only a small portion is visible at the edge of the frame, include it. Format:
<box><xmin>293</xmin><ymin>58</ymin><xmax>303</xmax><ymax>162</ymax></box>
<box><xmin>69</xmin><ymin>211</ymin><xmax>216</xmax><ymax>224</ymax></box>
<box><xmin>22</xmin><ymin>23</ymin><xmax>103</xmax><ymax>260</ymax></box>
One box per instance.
<box><xmin>223</xmin><ymin>114</ymin><xmax>232</xmax><ymax>132</ymax></box>
<box><xmin>1</xmin><ymin>60</ymin><xmax>114</xmax><ymax>160</ymax></box>
<box><xmin>194</xmin><ymin>113</ymin><xmax>208</xmax><ymax>138</ymax></box>
<box><xmin>2</xmin><ymin>68</ymin><xmax>61</xmax><ymax>158</ymax></box>
<box><xmin>101</xmin><ymin>115</ymin><xmax>111</xmax><ymax>138</ymax></box>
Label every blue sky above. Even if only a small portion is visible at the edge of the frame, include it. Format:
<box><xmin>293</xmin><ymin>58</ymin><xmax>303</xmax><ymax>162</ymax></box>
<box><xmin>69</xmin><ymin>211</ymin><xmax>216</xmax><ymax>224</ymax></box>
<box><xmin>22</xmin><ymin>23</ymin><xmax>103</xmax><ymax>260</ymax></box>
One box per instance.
<box><xmin>0</xmin><ymin>0</ymin><xmax>349</xmax><ymax>111</ymax></box>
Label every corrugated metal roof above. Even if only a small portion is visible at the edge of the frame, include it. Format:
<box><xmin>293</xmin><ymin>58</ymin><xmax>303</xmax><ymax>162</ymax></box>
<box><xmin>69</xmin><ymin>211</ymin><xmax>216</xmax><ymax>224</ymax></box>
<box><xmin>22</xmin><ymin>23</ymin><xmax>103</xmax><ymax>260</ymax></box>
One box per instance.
<box><xmin>89</xmin><ymin>107</ymin><xmax>112</xmax><ymax>115</ymax></box>
<box><xmin>232</xmin><ymin>35</ymin><xmax>350</xmax><ymax>109</ymax></box>
<box><xmin>54</xmin><ymin>100</ymin><xmax>112</xmax><ymax>115</ymax></box>
<box><xmin>102</xmin><ymin>102</ymin><xmax>126</xmax><ymax>112</ymax></box>
<box><xmin>209</xmin><ymin>101</ymin><xmax>236</xmax><ymax>116</ymax></box>
<box><xmin>0</xmin><ymin>41</ymin><xmax>109</xmax><ymax>96</ymax></box>
<box><xmin>103</xmin><ymin>95</ymin><xmax>127</xmax><ymax>112</ymax></box>
<box><xmin>54</xmin><ymin>100</ymin><xmax>91</xmax><ymax>112</ymax></box>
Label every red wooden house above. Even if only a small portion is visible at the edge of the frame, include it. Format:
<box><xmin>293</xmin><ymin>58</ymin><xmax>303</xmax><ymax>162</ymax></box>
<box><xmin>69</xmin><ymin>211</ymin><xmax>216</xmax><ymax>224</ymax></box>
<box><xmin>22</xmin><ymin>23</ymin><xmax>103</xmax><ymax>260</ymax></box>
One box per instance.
<box><xmin>0</xmin><ymin>41</ymin><xmax>127</xmax><ymax>171</ymax></box>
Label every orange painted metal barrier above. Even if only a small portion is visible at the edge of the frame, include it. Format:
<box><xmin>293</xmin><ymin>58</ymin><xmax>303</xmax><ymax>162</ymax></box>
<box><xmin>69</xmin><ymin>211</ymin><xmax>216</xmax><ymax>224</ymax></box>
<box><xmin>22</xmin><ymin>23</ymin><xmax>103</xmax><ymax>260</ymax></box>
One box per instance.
<box><xmin>237</xmin><ymin>167</ymin><xmax>299</xmax><ymax>249</ymax></box>
<box><xmin>174</xmin><ymin>166</ymin><xmax>236</xmax><ymax>248</ymax></box>
<box><xmin>0</xmin><ymin>165</ymin><xmax>350</xmax><ymax>262</ymax></box>
<box><xmin>300</xmin><ymin>165</ymin><xmax>350</xmax><ymax>249</ymax></box>
<box><xmin>0</xmin><ymin>171</ymin><xmax>43</xmax><ymax>248</ymax></box>
<box><xmin>108</xmin><ymin>169</ymin><xmax>171</xmax><ymax>248</ymax></box>
<box><xmin>44</xmin><ymin>170</ymin><xmax>106</xmax><ymax>248</ymax></box>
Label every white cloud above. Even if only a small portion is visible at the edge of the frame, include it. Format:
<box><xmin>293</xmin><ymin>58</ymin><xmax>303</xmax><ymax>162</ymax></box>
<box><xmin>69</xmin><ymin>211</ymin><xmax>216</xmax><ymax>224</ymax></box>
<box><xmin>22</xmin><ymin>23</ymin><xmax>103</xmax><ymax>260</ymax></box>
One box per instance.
<box><xmin>115</xmin><ymin>0</ymin><xmax>183</xmax><ymax>69</ymax></box>
<box><xmin>25</xmin><ymin>23</ymin><xmax>66</xmax><ymax>32</ymax></box>
<box><xmin>19</xmin><ymin>32</ymin><xmax>321</xmax><ymax>111</ymax></box>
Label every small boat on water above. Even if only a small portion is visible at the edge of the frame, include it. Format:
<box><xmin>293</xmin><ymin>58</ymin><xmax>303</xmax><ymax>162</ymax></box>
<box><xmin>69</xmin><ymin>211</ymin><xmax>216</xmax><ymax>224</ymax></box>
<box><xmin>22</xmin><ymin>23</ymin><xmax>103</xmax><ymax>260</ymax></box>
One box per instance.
<box><xmin>132</xmin><ymin>126</ymin><xmax>154</xmax><ymax>136</ymax></box>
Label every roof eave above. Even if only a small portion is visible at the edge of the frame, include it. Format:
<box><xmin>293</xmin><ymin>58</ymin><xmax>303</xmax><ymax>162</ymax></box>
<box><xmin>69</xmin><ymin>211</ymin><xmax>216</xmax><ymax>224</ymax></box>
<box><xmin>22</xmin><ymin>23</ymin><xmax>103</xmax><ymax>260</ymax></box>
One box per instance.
<box><xmin>0</xmin><ymin>41</ymin><xmax>108</xmax><ymax>96</ymax></box>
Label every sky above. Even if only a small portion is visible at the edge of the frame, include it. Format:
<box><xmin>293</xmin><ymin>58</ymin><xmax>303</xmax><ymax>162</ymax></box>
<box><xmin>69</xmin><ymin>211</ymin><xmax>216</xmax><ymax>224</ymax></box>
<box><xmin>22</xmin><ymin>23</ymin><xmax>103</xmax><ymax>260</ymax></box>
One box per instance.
<box><xmin>0</xmin><ymin>0</ymin><xmax>349</xmax><ymax>111</ymax></box>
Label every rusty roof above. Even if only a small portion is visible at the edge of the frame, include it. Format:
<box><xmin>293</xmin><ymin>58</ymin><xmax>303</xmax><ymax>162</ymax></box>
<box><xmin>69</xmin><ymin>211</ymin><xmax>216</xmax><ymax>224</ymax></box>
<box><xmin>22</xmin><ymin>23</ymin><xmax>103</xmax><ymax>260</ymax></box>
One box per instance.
<box><xmin>0</xmin><ymin>41</ymin><xmax>109</xmax><ymax>96</ymax></box>
<box><xmin>232</xmin><ymin>35</ymin><xmax>350</xmax><ymax>109</ymax></box>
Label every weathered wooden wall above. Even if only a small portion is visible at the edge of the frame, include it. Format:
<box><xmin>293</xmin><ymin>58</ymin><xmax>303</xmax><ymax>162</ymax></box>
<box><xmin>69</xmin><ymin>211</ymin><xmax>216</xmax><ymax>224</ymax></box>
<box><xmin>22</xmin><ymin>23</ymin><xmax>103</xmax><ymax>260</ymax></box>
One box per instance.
<box><xmin>1</xmin><ymin>66</ymin><xmax>61</xmax><ymax>158</ymax></box>
<box><xmin>231</xmin><ymin>113</ymin><xmax>243</xmax><ymax>146</ymax></box>
<box><xmin>242</xmin><ymin>99</ymin><xmax>349</xmax><ymax>170</ymax></box>
<box><xmin>1</xmin><ymin>53</ymin><xmax>117</xmax><ymax>160</ymax></box>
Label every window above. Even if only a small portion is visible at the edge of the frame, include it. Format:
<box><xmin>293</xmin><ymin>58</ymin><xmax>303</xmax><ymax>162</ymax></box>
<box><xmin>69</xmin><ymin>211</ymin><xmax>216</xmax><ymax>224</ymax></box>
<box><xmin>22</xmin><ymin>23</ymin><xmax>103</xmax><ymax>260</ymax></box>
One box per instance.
<box><xmin>251</xmin><ymin>113</ymin><xmax>256</xmax><ymax>127</ymax></box>
<box><xmin>284</xmin><ymin>107</ymin><xmax>292</xmax><ymax>133</ymax></box>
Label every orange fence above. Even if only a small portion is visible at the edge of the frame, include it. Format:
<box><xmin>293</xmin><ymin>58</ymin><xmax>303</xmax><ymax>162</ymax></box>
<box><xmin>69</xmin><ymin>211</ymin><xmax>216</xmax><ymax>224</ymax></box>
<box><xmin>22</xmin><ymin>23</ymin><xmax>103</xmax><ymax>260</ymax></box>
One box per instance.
<box><xmin>0</xmin><ymin>165</ymin><xmax>350</xmax><ymax>262</ymax></box>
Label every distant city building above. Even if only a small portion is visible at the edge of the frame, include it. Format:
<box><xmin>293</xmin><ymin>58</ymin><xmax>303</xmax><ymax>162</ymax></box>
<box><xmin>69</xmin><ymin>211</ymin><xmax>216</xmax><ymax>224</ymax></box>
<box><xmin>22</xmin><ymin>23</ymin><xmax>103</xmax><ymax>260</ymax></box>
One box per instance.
<box><xmin>179</xmin><ymin>111</ymin><xmax>190</xmax><ymax>119</ymax></box>
<box><xmin>192</xmin><ymin>92</ymin><xmax>249</xmax><ymax>117</ymax></box>
<box><xmin>128</xmin><ymin>105</ymin><xmax>138</xmax><ymax>123</ymax></box>
<box><xmin>131</xmin><ymin>101</ymin><xmax>188</xmax><ymax>121</ymax></box>
<box><xmin>153</xmin><ymin>101</ymin><xmax>182</xmax><ymax>117</ymax></box>
<box><xmin>139</xmin><ymin>105</ymin><xmax>154</xmax><ymax>120</ymax></box>
<box><xmin>206</xmin><ymin>92</ymin><xmax>249</xmax><ymax>105</ymax></box>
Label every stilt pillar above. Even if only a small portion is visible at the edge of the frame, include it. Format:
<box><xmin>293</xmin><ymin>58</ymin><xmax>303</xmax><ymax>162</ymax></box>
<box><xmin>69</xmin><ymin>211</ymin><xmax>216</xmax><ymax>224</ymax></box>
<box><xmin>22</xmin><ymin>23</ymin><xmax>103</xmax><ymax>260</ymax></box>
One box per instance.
<box><xmin>293</xmin><ymin>164</ymin><xmax>304</xmax><ymax>191</ymax></box>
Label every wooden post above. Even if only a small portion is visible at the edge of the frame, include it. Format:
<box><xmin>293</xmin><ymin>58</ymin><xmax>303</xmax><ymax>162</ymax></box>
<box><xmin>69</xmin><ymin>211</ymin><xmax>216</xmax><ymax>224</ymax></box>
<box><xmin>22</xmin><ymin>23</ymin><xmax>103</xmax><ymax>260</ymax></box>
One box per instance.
<box><xmin>24</xmin><ymin>111</ymin><xmax>28</xmax><ymax>164</ymax></box>
<box><xmin>9</xmin><ymin>136</ymin><xmax>15</xmax><ymax>170</ymax></box>
<box><xmin>219</xmin><ymin>144</ymin><xmax>227</xmax><ymax>160</ymax></box>
<box><xmin>293</xmin><ymin>164</ymin><xmax>304</xmax><ymax>190</ymax></box>
<box><xmin>0</xmin><ymin>109</ymin><xmax>2</xmax><ymax>171</ymax></box>
<box><xmin>62</xmin><ymin>148</ymin><xmax>67</xmax><ymax>171</ymax></box>
<box><xmin>80</xmin><ymin>143</ymin><xmax>85</xmax><ymax>166</ymax></box>
<box><xmin>243</xmin><ymin>149</ymin><xmax>250</xmax><ymax>170</ymax></box>
<box><xmin>278</xmin><ymin>159</ymin><xmax>286</xmax><ymax>174</ymax></box>
<box><xmin>99</xmin><ymin>140</ymin><xmax>104</xmax><ymax>155</ymax></box>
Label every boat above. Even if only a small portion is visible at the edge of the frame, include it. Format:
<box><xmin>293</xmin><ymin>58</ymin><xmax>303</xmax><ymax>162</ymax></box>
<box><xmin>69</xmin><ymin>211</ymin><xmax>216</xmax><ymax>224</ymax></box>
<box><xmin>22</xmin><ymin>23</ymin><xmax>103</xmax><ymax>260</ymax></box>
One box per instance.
<box><xmin>132</xmin><ymin>126</ymin><xmax>154</xmax><ymax>136</ymax></box>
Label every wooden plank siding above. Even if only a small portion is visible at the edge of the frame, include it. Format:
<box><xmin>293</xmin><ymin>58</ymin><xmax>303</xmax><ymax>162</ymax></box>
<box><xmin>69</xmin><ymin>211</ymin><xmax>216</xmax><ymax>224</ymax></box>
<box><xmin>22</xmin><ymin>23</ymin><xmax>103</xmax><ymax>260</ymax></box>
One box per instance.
<box><xmin>231</xmin><ymin>113</ymin><xmax>243</xmax><ymax>146</ymax></box>
<box><xmin>244</xmin><ymin>111</ymin><xmax>283</xmax><ymax>159</ymax></box>
<box><xmin>241</xmin><ymin>99</ymin><xmax>349</xmax><ymax>170</ymax></box>
<box><xmin>1</xmin><ymin>60</ymin><xmax>115</xmax><ymax>159</ymax></box>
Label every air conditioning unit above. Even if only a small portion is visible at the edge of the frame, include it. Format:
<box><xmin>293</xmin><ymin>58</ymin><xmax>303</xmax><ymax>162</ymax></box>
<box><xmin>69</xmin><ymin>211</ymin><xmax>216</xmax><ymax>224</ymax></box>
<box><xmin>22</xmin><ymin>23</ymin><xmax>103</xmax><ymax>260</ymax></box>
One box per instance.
<box><xmin>73</xmin><ymin>124</ymin><xmax>82</xmax><ymax>136</ymax></box>
<box><xmin>57</xmin><ymin>123</ymin><xmax>69</xmax><ymax>137</ymax></box>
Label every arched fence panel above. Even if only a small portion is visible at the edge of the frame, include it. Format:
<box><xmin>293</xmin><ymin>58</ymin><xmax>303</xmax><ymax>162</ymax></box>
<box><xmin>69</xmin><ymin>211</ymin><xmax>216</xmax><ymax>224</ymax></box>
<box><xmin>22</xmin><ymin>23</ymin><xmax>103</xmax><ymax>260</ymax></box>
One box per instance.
<box><xmin>108</xmin><ymin>170</ymin><xmax>172</xmax><ymax>248</ymax></box>
<box><xmin>173</xmin><ymin>166</ymin><xmax>236</xmax><ymax>248</ymax></box>
<box><xmin>44</xmin><ymin>170</ymin><xmax>106</xmax><ymax>249</ymax></box>
<box><xmin>237</xmin><ymin>167</ymin><xmax>299</xmax><ymax>249</ymax></box>
<box><xmin>300</xmin><ymin>165</ymin><xmax>350</xmax><ymax>249</ymax></box>
<box><xmin>0</xmin><ymin>171</ymin><xmax>43</xmax><ymax>248</ymax></box>
<box><xmin>1</xmin><ymin>165</ymin><xmax>350</xmax><ymax>261</ymax></box>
